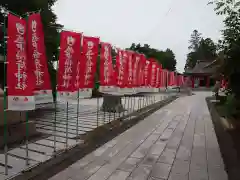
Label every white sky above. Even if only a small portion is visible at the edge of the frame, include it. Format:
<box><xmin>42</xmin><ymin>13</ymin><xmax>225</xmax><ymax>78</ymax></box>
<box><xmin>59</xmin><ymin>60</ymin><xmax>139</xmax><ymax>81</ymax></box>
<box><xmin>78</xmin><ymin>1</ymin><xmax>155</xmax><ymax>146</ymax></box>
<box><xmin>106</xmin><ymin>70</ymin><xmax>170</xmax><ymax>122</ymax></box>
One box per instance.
<box><xmin>53</xmin><ymin>0</ymin><xmax>224</xmax><ymax>72</ymax></box>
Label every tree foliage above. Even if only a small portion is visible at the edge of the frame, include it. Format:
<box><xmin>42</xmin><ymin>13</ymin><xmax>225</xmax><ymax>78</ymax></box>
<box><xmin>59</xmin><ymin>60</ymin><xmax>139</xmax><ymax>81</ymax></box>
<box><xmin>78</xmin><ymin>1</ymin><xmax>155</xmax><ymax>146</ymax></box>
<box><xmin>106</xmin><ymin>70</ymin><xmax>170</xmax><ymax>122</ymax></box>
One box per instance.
<box><xmin>210</xmin><ymin>0</ymin><xmax>240</xmax><ymax>116</ymax></box>
<box><xmin>188</xmin><ymin>30</ymin><xmax>202</xmax><ymax>51</ymax></box>
<box><xmin>185</xmin><ymin>30</ymin><xmax>217</xmax><ymax>69</ymax></box>
<box><xmin>128</xmin><ymin>43</ymin><xmax>177</xmax><ymax>71</ymax></box>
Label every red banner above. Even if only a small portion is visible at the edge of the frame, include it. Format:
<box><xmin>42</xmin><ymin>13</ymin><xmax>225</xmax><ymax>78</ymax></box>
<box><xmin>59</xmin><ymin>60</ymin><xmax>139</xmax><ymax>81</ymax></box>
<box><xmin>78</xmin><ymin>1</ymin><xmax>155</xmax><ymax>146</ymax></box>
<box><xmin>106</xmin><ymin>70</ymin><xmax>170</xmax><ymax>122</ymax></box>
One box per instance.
<box><xmin>177</xmin><ymin>75</ymin><xmax>184</xmax><ymax>86</ymax></box>
<box><xmin>149</xmin><ymin>59</ymin><xmax>157</xmax><ymax>88</ymax></box>
<box><xmin>57</xmin><ymin>31</ymin><xmax>81</xmax><ymax>96</ymax></box>
<box><xmin>138</xmin><ymin>54</ymin><xmax>146</xmax><ymax>88</ymax></box>
<box><xmin>155</xmin><ymin>65</ymin><xmax>161</xmax><ymax>88</ymax></box>
<box><xmin>116</xmin><ymin>49</ymin><xmax>128</xmax><ymax>88</ymax></box>
<box><xmin>168</xmin><ymin>72</ymin><xmax>176</xmax><ymax>86</ymax></box>
<box><xmin>132</xmin><ymin>53</ymin><xmax>141</xmax><ymax>88</ymax></box>
<box><xmin>99</xmin><ymin>42</ymin><xmax>115</xmax><ymax>86</ymax></box>
<box><xmin>161</xmin><ymin>69</ymin><xmax>167</xmax><ymax>88</ymax></box>
<box><xmin>27</xmin><ymin>13</ymin><xmax>53</xmax><ymax>104</ymax></box>
<box><xmin>79</xmin><ymin>36</ymin><xmax>99</xmax><ymax>89</ymax></box>
<box><xmin>7</xmin><ymin>14</ymin><xmax>35</xmax><ymax>110</ymax></box>
<box><xmin>143</xmin><ymin>59</ymin><xmax>151</xmax><ymax>87</ymax></box>
<box><xmin>126</xmin><ymin>51</ymin><xmax>134</xmax><ymax>88</ymax></box>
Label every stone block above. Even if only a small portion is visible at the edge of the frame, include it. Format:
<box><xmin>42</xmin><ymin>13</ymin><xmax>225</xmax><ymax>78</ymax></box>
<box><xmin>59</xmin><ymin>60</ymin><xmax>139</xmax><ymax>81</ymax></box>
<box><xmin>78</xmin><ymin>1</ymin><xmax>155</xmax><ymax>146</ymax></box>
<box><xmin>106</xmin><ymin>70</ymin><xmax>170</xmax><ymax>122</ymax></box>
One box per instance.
<box><xmin>151</xmin><ymin>163</ymin><xmax>171</xmax><ymax>179</ymax></box>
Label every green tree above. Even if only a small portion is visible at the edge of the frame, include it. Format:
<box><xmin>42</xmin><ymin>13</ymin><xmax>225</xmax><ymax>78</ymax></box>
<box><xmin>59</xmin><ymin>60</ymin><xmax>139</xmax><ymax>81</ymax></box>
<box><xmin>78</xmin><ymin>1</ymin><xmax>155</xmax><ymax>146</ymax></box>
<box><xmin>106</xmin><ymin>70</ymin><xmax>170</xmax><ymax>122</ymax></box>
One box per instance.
<box><xmin>210</xmin><ymin>0</ymin><xmax>240</xmax><ymax>116</ymax></box>
<box><xmin>185</xmin><ymin>30</ymin><xmax>217</xmax><ymax>69</ymax></box>
<box><xmin>188</xmin><ymin>30</ymin><xmax>202</xmax><ymax>51</ymax></box>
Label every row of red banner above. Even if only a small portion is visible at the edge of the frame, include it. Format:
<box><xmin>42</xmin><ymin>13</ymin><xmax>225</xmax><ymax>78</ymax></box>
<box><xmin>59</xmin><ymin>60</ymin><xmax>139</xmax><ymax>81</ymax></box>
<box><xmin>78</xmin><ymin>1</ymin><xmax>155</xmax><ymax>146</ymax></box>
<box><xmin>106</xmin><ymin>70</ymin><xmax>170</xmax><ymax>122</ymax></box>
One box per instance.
<box><xmin>6</xmin><ymin>13</ymin><xmax>185</xmax><ymax>110</ymax></box>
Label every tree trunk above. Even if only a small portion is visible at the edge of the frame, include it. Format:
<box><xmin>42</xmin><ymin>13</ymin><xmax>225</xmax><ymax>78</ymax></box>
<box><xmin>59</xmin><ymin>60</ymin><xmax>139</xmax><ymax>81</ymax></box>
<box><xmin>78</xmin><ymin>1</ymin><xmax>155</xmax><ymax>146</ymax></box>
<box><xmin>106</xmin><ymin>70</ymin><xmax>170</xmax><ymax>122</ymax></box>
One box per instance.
<box><xmin>101</xmin><ymin>95</ymin><xmax>125</xmax><ymax>113</ymax></box>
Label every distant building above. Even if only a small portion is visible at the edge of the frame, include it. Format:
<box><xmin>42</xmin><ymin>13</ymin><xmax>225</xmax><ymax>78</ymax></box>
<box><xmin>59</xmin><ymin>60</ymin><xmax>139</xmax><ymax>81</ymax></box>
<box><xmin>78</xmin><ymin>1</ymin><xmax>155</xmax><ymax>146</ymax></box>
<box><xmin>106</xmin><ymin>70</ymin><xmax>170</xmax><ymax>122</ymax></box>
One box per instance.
<box><xmin>184</xmin><ymin>60</ymin><xmax>218</xmax><ymax>88</ymax></box>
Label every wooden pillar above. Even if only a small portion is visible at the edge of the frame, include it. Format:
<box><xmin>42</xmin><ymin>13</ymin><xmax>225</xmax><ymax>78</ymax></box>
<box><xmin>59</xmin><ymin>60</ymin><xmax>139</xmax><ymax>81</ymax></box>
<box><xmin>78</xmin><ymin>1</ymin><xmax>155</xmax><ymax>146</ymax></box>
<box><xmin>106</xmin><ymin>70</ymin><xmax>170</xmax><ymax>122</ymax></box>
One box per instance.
<box><xmin>206</xmin><ymin>76</ymin><xmax>210</xmax><ymax>88</ymax></box>
<box><xmin>192</xmin><ymin>76</ymin><xmax>195</xmax><ymax>88</ymax></box>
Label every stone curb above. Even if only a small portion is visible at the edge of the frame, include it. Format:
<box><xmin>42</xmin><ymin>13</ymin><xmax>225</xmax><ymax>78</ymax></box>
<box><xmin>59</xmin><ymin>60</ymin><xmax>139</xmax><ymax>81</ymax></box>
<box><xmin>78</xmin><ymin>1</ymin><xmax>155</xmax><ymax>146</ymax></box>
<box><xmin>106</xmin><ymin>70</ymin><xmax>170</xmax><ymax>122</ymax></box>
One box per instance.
<box><xmin>206</xmin><ymin>97</ymin><xmax>240</xmax><ymax>180</ymax></box>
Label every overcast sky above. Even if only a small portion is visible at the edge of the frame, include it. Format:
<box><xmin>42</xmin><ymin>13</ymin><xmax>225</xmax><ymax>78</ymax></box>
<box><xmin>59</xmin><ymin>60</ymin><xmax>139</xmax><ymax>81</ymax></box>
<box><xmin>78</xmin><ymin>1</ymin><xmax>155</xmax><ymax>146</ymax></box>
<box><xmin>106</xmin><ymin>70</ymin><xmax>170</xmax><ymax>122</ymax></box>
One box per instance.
<box><xmin>53</xmin><ymin>0</ymin><xmax>224</xmax><ymax>73</ymax></box>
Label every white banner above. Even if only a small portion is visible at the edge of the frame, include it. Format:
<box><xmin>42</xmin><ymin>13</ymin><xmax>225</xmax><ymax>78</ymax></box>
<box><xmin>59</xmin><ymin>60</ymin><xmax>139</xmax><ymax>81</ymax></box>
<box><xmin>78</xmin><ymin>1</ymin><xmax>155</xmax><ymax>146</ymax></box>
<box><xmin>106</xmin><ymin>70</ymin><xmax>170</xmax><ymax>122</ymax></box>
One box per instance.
<box><xmin>8</xmin><ymin>96</ymin><xmax>35</xmax><ymax>111</ymax></box>
<box><xmin>99</xmin><ymin>86</ymin><xmax>120</xmax><ymax>95</ymax></box>
<box><xmin>34</xmin><ymin>90</ymin><xmax>53</xmax><ymax>104</ymax></box>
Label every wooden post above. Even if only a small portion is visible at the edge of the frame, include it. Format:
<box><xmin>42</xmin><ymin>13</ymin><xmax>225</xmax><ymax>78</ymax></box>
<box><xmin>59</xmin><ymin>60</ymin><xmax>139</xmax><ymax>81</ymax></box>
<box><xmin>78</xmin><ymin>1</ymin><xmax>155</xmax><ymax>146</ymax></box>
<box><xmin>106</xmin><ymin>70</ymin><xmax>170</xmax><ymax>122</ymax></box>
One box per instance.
<box><xmin>206</xmin><ymin>76</ymin><xmax>210</xmax><ymax>88</ymax></box>
<box><xmin>192</xmin><ymin>76</ymin><xmax>195</xmax><ymax>88</ymax></box>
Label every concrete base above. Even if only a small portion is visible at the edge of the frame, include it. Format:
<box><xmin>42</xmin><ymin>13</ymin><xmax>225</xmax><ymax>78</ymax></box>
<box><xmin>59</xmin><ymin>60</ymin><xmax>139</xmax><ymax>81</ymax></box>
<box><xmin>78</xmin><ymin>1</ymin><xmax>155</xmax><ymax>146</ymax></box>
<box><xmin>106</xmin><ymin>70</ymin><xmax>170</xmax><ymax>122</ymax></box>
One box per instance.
<box><xmin>0</xmin><ymin>88</ymin><xmax>38</xmax><ymax>147</ymax></box>
<box><xmin>0</xmin><ymin>93</ymin><xmax>27</xmax><ymax>126</ymax></box>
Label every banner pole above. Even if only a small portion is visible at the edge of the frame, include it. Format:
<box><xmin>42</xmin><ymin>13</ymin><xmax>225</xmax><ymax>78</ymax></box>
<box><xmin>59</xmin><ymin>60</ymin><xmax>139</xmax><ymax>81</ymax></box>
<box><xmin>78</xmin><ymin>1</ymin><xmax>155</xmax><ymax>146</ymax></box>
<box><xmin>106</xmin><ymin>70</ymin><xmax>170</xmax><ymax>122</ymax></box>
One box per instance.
<box><xmin>76</xmin><ymin>90</ymin><xmax>80</xmax><ymax>138</ymax></box>
<box><xmin>66</xmin><ymin>101</ymin><xmax>69</xmax><ymax>148</ymax></box>
<box><xmin>25</xmin><ymin>14</ymin><xmax>30</xmax><ymax>166</ymax></box>
<box><xmin>131</xmin><ymin>96</ymin><xmax>134</xmax><ymax>113</ymax></box>
<box><xmin>137</xmin><ymin>95</ymin><xmax>140</xmax><ymax>111</ymax></box>
<box><xmin>3</xmin><ymin>12</ymin><xmax>8</xmax><ymax>176</ymax></box>
<box><xmin>96</xmin><ymin>96</ymin><xmax>99</xmax><ymax>127</ymax></box>
<box><xmin>53</xmin><ymin>34</ymin><xmax>60</xmax><ymax>154</ymax></box>
<box><xmin>25</xmin><ymin>111</ymin><xmax>29</xmax><ymax>166</ymax></box>
<box><xmin>133</xmin><ymin>96</ymin><xmax>136</xmax><ymax>112</ymax></box>
<box><xmin>108</xmin><ymin>104</ymin><xmax>110</xmax><ymax>123</ymax></box>
<box><xmin>123</xmin><ymin>95</ymin><xmax>127</xmax><ymax>116</ymax></box>
<box><xmin>139</xmin><ymin>96</ymin><xmax>142</xmax><ymax>109</ymax></box>
<box><xmin>103</xmin><ymin>96</ymin><xmax>106</xmax><ymax>124</ymax></box>
<box><xmin>130</xmin><ymin>96</ymin><xmax>133</xmax><ymax>120</ymax></box>
<box><xmin>127</xmin><ymin>96</ymin><xmax>130</xmax><ymax>120</ymax></box>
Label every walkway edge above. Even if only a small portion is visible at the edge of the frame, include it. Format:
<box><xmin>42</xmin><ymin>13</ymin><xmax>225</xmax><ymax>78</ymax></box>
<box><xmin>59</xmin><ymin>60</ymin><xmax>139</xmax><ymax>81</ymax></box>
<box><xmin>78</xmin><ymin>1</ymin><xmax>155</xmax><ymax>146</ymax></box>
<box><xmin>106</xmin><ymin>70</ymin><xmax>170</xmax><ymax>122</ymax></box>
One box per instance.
<box><xmin>206</xmin><ymin>97</ymin><xmax>240</xmax><ymax>180</ymax></box>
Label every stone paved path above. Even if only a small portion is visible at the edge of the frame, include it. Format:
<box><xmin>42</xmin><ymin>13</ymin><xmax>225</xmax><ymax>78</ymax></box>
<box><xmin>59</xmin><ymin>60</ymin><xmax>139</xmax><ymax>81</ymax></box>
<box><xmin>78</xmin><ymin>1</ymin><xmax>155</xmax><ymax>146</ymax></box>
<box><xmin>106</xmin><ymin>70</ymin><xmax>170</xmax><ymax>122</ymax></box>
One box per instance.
<box><xmin>49</xmin><ymin>92</ymin><xmax>228</xmax><ymax>180</ymax></box>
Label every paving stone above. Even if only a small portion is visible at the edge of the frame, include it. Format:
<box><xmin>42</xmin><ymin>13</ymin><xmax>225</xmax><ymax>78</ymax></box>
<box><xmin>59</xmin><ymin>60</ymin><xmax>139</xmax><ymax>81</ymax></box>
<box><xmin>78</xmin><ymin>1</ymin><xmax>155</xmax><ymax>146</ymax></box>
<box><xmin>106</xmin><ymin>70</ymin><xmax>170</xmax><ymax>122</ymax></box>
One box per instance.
<box><xmin>118</xmin><ymin>157</ymin><xmax>142</xmax><ymax>172</ymax></box>
<box><xmin>148</xmin><ymin>177</ymin><xmax>164</xmax><ymax>180</ymax></box>
<box><xmin>131</xmin><ymin>140</ymin><xmax>155</xmax><ymax>159</ymax></box>
<box><xmin>167</xmin><ymin>120</ymin><xmax>179</xmax><ymax>130</ymax></box>
<box><xmin>189</xmin><ymin>168</ymin><xmax>208</xmax><ymax>180</ymax></box>
<box><xmin>21</xmin><ymin>143</ymin><xmax>54</xmax><ymax>156</ymax></box>
<box><xmin>141</xmin><ymin>154</ymin><xmax>159</xmax><ymax>167</ymax></box>
<box><xmin>175</xmin><ymin>145</ymin><xmax>191</xmax><ymax>161</ymax></box>
<box><xmin>69</xmin><ymin>159</ymin><xmax>108</xmax><ymax>180</ymax></box>
<box><xmin>70</xmin><ymin>153</ymin><xmax>96</xmax><ymax>169</ymax></box>
<box><xmin>0</xmin><ymin>154</ymin><xmax>37</xmax><ymax>173</ymax></box>
<box><xmin>93</xmin><ymin>143</ymin><xmax>114</xmax><ymax>157</ymax></box>
<box><xmin>190</xmin><ymin>149</ymin><xmax>207</xmax><ymax>170</ymax></box>
<box><xmin>127</xmin><ymin>165</ymin><xmax>152</xmax><ymax>180</ymax></box>
<box><xmin>158</xmin><ymin>148</ymin><xmax>176</xmax><ymax>165</ymax></box>
<box><xmin>166</xmin><ymin>136</ymin><xmax>182</xmax><ymax>151</ymax></box>
<box><xmin>100</xmin><ymin>140</ymin><xmax>130</xmax><ymax>160</ymax></box>
<box><xmin>150</xmin><ymin>163</ymin><xmax>171</xmax><ymax>179</ymax></box>
<box><xmin>207</xmin><ymin>148</ymin><xmax>225</xmax><ymax>168</ymax></box>
<box><xmin>146</xmin><ymin>134</ymin><xmax>161</xmax><ymax>142</ymax></box>
<box><xmin>35</xmin><ymin>139</ymin><xmax>66</xmax><ymax>150</ymax></box>
<box><xmin>193</xmin><ymin>134</ymin><xmax>205</xmax><ymax>148</ymax></box>
<box><xmin>37</xmin><ymin>128</ymin><xmax>77</xmax><ymax>138</ymax></box>
<box><xmin>108</xmin><ymin>170</ymin><xmax>130</xmax><ymax>180</ymax></box>
<box><xmin>159</xmin><ymin>129</ymin><xmax>174</xmax><ymax>142</ymax></box>
<box><xmin>168</xmin><ymin>173</ymin><xmax>188</xmax><ymax>180</ymax></box>
<box><xmin>208</xmin><ymin>166</ymin><xmax>228</xmax><ymax>180</ymax></box>
<box><xmin>87</xmin><ymin>137</ymin><xmax>147</xmax><ymax>180</ymax></box>
<box><xmin>149</xmin><ymin>142</ymin><xmax>166</xmax><ymax>156</ymax></box>
<box><xmin>49</xmin><ymin>166</ymin><xmax>80</xmax><ymax>180</ymax></box>
<box><xmin>0</xmin><ymin>174</ymin><xmax>6</xmax><ymax>180</ymax></box>
<box><xmin>8</xmin><ymin>148</ymin><xmax>50</xmax><ymax>162</ymax></box>
<box><xmin>170</xmin><ymin>160</ymin><xmax>190</xmax><ymax>175</ymax></box>
<box><xmin>47</xmin><ymin>136</ymin><xmax>81</xmax><ymax>146</ymax></box>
